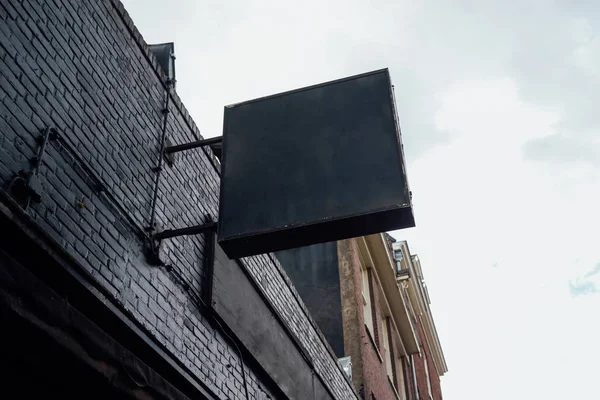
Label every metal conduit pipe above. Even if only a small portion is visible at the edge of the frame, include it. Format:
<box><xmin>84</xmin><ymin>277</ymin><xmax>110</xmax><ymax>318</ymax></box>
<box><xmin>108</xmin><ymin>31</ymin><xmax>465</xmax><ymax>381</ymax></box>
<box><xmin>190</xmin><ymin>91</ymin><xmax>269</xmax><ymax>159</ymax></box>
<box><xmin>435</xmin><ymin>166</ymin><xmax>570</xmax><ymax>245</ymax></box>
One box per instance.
<box><xmin>148</xmin><ymin>81</ymin><xmax>174</xmax><ymax>235</ymax></box>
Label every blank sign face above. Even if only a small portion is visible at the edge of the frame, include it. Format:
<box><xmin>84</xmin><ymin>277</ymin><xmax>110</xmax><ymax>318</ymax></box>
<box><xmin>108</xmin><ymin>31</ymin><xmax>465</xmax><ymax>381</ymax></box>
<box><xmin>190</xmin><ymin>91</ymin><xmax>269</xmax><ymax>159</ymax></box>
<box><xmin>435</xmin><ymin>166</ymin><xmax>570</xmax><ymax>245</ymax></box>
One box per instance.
<box><xmin>218</xmin><ymin>69</ymin><xmax>414</xmax><ymax>259</ymax></box>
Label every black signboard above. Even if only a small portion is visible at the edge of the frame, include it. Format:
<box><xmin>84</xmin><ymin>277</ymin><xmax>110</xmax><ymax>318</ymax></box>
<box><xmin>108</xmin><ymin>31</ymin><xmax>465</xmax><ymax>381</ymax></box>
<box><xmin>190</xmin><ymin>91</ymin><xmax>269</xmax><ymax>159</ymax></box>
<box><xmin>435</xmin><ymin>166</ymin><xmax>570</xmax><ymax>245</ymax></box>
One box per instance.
<box><xmin>218</xmin><ymin>69</ymin><xmax>414</xmax><ymax>259</ymax></box>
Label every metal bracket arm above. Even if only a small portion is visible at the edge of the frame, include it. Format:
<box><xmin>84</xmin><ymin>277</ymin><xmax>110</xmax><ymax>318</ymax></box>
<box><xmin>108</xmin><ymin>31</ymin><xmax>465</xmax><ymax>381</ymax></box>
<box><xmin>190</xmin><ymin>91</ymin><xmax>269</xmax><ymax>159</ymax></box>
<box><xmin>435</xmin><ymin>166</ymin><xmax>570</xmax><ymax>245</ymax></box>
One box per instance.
<box><xmin>164</xmin><ymin>136</ymin><xmax>223</xmax><ymax>154</ymax></box>
<box><xmin>154</xmin><ymin>221</ymin><xmax>217</xmax><ymax>240</ymax></box>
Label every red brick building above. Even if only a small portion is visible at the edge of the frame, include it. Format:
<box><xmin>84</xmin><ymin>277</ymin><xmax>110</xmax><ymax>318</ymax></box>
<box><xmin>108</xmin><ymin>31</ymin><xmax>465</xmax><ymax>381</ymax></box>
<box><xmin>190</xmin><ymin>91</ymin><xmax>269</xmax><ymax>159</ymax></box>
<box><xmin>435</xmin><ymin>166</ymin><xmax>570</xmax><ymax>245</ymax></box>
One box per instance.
<box><xmin>392</xmin><ymin>240</ymin><xmax>448</xmax><ymax>400</ymax></box>
<box><xmin>278</xmin><ymin>235</ymin><xmax>447</xmax><ymax>400</ymax></box>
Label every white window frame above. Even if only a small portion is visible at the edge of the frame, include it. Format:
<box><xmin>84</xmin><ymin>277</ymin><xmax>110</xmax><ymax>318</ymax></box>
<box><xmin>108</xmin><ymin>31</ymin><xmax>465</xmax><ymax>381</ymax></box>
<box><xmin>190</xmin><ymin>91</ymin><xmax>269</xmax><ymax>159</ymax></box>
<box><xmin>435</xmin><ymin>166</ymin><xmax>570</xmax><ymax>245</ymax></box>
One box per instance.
<box><xmin>360</xmin><ymin>261</ymin><xmax>374</xmax><ymax>334</ymax></box>
<box><xmin>424</xmin><ymin>353</ymin><xmax>433</xmax><ymax>398</ymax></box>
<box><xmin>396</xmin><ymin>357</ymin><xmax>407</xmax><ymax>400</ymax></box>
<box><xmin>382</xmin><ymin>318</ymin><xmax>393</xmax><ymax>379</ymax></box>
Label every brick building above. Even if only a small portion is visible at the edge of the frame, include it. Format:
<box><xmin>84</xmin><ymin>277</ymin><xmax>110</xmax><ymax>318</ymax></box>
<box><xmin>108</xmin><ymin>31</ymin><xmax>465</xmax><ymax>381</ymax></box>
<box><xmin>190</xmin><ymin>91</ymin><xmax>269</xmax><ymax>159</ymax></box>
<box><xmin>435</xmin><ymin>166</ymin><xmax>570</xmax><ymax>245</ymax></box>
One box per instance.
<box><xmin>0</xmin><ymin>1</ymin><xmax>361</xmax><ymax>399</ymax></box>
<box><xmin>392</xmin><ymin>240</ymin><xmax>447</xmax><ymax>400</ymax></box>
<box><xmin>277</xmin><ymin>236</ymin><xmax>447</xmax><ymax>400</ymax></box>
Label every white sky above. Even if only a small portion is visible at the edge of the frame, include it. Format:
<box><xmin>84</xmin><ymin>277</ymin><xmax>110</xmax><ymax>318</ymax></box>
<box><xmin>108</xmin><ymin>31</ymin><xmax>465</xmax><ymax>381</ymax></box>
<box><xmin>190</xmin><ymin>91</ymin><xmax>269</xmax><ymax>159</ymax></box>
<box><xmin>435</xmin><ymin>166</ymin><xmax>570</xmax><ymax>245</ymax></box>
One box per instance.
<box><xmin>123</xmin><ymin>1</ymin><xmax>600</xmax><ymax>398</ymax></box>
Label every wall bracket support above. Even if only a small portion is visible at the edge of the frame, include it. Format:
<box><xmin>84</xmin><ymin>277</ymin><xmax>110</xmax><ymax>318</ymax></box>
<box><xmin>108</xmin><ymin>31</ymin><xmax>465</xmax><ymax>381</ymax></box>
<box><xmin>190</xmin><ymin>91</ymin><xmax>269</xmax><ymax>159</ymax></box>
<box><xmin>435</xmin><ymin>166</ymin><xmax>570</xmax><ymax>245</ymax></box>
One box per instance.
<box><xmin>154</xmin><ymin>221</ymin><xmax>217</xmax><ymax>241</ymax></box>
<box><xmin>164</xmin><ymin>136</ymin><xmax>222</xmax><ymax>154</ymax></box>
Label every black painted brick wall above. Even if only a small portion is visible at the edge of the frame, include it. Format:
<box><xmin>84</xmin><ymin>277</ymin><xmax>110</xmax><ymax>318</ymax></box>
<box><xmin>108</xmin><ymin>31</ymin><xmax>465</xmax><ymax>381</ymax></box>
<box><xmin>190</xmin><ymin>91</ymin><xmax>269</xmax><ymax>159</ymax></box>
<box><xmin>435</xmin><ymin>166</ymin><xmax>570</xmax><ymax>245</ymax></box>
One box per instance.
<box><xmin>0</xmin><ymin>0</ymin><xmax>358</xmax><ymax>399</ymax></box>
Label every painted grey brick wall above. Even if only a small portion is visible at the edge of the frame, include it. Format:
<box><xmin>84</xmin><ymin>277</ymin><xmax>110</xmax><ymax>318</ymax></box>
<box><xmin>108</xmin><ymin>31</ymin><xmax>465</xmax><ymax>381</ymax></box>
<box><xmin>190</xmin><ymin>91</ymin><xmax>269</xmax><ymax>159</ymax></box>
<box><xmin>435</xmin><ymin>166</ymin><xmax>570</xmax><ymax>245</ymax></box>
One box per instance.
<box><xmin>0</xmin><ymin>1</ymin><xmax>358</xmax><ymax>399</ymax></box>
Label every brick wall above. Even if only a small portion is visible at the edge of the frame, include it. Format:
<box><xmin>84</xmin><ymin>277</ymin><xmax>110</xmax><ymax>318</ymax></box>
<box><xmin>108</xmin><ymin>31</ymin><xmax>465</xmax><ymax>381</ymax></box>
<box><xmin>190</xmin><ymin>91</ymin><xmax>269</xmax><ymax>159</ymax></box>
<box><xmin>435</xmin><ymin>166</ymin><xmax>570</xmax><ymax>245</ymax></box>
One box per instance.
<box><xmin>365</xmin><ymin>262</ymin><xmax>399</xmax><ymax>400</ymax></box>
<box><xmin>388</xmin><ymin>320</ymin><xmax>408</xmax><ymax>399</ymax></box>
<box><xmin>338</xmin><ymin>239</ymin><xmax>365</xmax><ymax>394</ymax></box>
<box><xmin>412</xmin><ymin>343</ymin><xmax>428</xmax><ymax>400</ymax></box>
<box><xmin>411</xmin><ymin>316</ymin><xmax>443</xmax><ymax>400</ymax></box>
<box><xmin>413</xmin><ymin>317</ymin><xmax>442</xmax><ymax>400</ymax></box>
<box><xmin>428</xmin><ymin>348</ymin><xmax>443</xmax><ymax>400</ymax></box>
<box><xmin>0</xmin><ymin>0</ymin><xmax>358</xmax><ymax>398</ymax></box>
<box><xmin>339</xmin><ymin>239</ymin><xmax>398</xmax><ymax>400</ymax></box>
<box><xmin>401</xmin><ymin>356</ymin><xmax>417</xmax><ymax>400</ymax></box>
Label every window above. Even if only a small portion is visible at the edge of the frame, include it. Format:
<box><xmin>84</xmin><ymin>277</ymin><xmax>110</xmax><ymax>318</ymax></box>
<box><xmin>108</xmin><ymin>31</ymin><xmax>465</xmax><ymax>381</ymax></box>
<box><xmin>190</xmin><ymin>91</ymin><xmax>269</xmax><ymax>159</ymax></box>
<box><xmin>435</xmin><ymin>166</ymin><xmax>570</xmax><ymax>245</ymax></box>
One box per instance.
<box><xmin>394</xmin><ymin>247</ymin><xmax>403</xmax><ymax>274</ymax></box>
<box><xmin>393</xmin><ymin>248</ymin><xmax>403</xmax><ymax>262</ymax></box>
<box><xmin>395</xmin><ymin>357</ymin><xmax>408</xmax><ymax>400</ymax></box>
<box><xmin>358</xmin><ymin>240</ymin><xmax>383</xmax><ymax>360</ymax></box>
<box><xmin>392</xmin><ymin>243</ymin><xmax>404</xmax><ymax>274</ymax></box>
<box><xmin>384</xmin><ymin>319</ymin><xmax>408</xmax><ymax>400</ymax></box>
<box><xmin>382</xmin><ymin>318</ymin><xmax>393</xmax><ymax>380</ymax></box>
<box><xmin>360</xmin><ymin>261</ymin><xmax>374</xmax><ymax>334</ymax></box>
<box><xmin>424</xmin><ymin>353</ymin><xmax>433</xmax><ymax>398</ymax></box>
<box><xmin>409</xmin><ymin>355</ymin><xmax>419</xmax><ymax>400</ymax></box>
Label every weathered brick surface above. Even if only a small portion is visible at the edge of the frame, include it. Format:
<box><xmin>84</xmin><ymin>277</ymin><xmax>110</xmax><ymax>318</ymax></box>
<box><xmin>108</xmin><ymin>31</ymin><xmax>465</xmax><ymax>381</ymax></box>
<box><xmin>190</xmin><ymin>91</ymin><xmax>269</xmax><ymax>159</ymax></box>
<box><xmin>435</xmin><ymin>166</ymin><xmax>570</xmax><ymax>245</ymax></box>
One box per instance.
<box><xmin>413</xmin><ymin>317</ymin><xmax>442</xmax><ymax>400</ymax></box>
<box><xmin>364</xmin><ymin>262</ymin><xmax>398</xmax><ymax>400</ymax></box>
<box><xmin>338</xmin><ymin>239</ymin><xmax>398</xmax><ymax>400</ymax></box>
<box><xmin>0</xmin><ymin>0</ymin><xmax>358</xmax><ymax>398</ymax></box>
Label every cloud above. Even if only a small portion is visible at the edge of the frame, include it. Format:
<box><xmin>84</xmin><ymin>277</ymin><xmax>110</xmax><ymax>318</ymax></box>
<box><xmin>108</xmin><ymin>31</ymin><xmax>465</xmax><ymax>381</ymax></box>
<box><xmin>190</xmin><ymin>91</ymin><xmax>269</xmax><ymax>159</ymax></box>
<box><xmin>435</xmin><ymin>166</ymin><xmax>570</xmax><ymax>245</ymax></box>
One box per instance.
<box><xmin>569</xmin><ymin>262</ymin><xmax>600</xmax><ymax>297</ymax></box>
<box><xmin>523</xmin><ymin>133</ymin><xmax>600</xmax><ymax>166</ymax></box>
<box><xmin>585</xmin><ymin>262</ymin><xmax>600</xmax><ymax>277</ymax></box>
<box><xmin>570</xmin><ymin>280</ymin><xmax>598</xmax><ymax>297</ymax></box>
<box><xmin>506</xmin><ymin>10</ymin><xmax>600</xmax><ymax>167</ymax></box>
<box><xmin>392</xmin><ymin>73</ymin><xmax>600</xmax><ymax>399</ymax></box>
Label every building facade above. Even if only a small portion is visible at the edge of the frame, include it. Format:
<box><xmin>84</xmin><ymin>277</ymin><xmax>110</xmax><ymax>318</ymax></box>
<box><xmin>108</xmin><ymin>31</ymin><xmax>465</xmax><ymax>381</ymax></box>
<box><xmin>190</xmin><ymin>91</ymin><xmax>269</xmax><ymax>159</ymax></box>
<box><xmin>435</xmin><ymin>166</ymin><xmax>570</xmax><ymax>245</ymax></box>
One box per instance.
<box><xmin>0</xmin><ymin>1</ymin><xmax>359</xmax><ymax>399</ymax></box>
<box><xmin>278</xmin><ymin>235</ymin><xmax>447</xmax><ymax>400</ymax></box>
<box><xmin>392</xmin><ymin>240</ymin><xmax>447</xmax><ymax>400</ymax></box>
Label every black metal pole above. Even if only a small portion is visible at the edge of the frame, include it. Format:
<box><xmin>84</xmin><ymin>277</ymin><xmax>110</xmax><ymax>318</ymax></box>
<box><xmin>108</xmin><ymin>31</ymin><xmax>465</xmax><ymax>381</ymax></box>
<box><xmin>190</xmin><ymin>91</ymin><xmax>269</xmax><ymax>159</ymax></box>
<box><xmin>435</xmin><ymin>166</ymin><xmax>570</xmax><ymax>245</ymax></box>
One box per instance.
<box><xmin>154</xmin><ymin>221</ymin><xmax>217</xmax><ymax>241</ymax></box>
<box><xmin>32</xmin><ymin>127</ymin><xmax>55</xmax><ymax>176</ymax></box>
<box><xmin>202</xmin><ymin>216</ymin><xmax>216</xmax><ymax>306</ymax></box>
<box><xmin>164</xmin><ymin>136</ymin><xmax>222</xmax><ymax>154</ymax></box>
<box><xmin>148</xmin><ymin>84</ymin><xmax>173</xmax><ymax>232</ymax></box>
